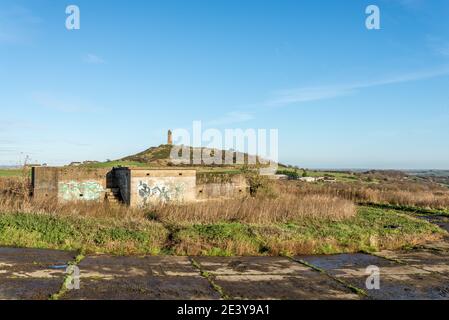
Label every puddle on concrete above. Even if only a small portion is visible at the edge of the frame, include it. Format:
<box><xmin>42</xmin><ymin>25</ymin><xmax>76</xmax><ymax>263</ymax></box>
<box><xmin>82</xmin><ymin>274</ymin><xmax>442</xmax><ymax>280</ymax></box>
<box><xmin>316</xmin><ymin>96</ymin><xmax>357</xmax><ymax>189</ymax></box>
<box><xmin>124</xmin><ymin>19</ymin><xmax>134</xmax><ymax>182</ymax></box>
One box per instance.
<box><xmin>62</xmin><ymin>255</ymin><xmax>220</xmax><ymax>300</ymax></box>
<box><xmin>299</xmin><ymin>253</ymin><xmax>449</xmax><ymax>300</ymax></box>
<box><xmin>0</xmin><ymin>248</ymin><xmax>75</xmax><ymax>300</ymax></box>
<box><xmin>196</xmin><ymin>257</ymin><xmax>360</xmax><ymax>300</ymax></box>
<box><xmin>418</xmin><ymin>215</ymin><xmax>449</xmax><ymax>233</ymax></box>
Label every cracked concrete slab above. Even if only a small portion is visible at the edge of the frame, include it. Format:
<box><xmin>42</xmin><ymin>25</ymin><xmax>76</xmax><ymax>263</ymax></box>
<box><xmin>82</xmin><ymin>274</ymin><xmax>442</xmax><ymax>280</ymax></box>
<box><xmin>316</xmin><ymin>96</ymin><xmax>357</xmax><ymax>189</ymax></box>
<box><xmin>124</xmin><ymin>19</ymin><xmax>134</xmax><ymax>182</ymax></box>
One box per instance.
<box><xmin>0</xmin><ymin>248</ymin><xmax>76</xmax><ymax>300</ymax></box>
<box><xmin>195</xmin><ymin>257</ymin><xmax>360</xmax><ymax>300</ymax></box>
<box><xmin>376</xmin><ymin>249</ymin><xmax>449</xmax><ymax>277</ymax></box>
<box><xmin>2</xmin><ymin>247</ymin><xmax>449</xmax><ymax>300</ymax></box>
<box><xmin>299</xmin><ymin>253</ymin><xmax>449</xmax><ymax>300</ymax></box>
<box><xmin>62</xmin><ymin>255</ymin><xmax>220</xmax><ymax>300</ymax></box>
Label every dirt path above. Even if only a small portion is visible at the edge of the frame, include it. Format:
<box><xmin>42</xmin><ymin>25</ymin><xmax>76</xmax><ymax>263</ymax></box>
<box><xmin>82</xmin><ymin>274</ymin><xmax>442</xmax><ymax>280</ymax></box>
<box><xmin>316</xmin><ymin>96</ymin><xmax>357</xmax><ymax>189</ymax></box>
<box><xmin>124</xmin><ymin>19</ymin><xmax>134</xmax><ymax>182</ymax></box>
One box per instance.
<box><xmin>1</xmin><ymin>237</ymin><xmax>449</xmax><ymax>300</ymax></box>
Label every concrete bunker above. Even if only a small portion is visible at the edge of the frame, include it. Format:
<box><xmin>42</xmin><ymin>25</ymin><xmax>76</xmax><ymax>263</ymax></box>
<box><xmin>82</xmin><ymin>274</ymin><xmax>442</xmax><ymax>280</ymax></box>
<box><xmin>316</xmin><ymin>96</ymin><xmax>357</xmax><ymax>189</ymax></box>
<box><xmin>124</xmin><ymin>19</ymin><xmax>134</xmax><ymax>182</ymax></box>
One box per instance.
<box><xmin>32</xmin><ymin>167</ymin><xmax>248</xmax><ymax>207</ymax></box>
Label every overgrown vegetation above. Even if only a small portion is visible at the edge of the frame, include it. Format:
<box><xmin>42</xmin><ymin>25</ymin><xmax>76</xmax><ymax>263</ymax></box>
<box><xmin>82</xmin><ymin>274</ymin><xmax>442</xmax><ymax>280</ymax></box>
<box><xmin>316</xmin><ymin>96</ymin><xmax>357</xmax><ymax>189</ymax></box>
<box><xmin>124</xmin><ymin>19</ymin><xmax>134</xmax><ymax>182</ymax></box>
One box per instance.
<box><xmin>0</xmin><ymin>192</ymin><xmax>444</xmax><ymax>256</ymax></box>
<box><xmin>0</xmin><ymin>211</ymin><xmax>167</xmax><ymax>255</ymax></box>
<box><xmin>0</xmin><ymin>169</ymin><xmax>446</xmax><ymax>256</ymax></box>
<box><xmin>150</xmin><ymin>195</ymin><xmax>356</xmax><ymax>224</ymax></box>
<box><xmin>276</xmin><ymin>179</ymin><xmax>449</xmax><ymax>211</ymax></box>
<box><xmin>276</xmin><ymin>169</ymin><xmax>299</xmax><ymax>179</ymax></box>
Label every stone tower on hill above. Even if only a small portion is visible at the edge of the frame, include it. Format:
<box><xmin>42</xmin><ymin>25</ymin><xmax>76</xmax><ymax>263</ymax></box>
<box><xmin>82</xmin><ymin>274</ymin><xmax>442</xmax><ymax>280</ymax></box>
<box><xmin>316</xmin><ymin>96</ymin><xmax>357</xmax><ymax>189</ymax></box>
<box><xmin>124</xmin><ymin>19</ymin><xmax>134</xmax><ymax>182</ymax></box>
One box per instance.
<box><xmin>167</xmin><ymin>130</ymin><xmax>173</xmax><ymax>145</ymax></box>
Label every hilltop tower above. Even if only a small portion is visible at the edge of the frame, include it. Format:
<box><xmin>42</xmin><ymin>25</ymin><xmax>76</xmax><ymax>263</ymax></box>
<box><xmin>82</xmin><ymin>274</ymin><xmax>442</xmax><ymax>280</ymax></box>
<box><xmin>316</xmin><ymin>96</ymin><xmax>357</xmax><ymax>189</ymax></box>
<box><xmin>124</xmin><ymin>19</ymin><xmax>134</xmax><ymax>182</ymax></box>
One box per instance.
<box><xmin>167</xmin><ymin>130</ymin><xmax>173</xmax><ymax>145</ymax></box>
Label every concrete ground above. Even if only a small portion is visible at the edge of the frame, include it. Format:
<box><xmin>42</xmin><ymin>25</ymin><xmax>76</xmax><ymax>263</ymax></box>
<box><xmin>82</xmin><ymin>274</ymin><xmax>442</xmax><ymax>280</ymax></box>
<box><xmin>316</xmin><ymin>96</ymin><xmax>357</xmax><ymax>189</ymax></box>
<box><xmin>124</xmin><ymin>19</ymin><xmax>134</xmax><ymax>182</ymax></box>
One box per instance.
<box><xmin>1</xmin><ymin>238</ymin><xmax>449</xmax><ymax>300</ymax></box>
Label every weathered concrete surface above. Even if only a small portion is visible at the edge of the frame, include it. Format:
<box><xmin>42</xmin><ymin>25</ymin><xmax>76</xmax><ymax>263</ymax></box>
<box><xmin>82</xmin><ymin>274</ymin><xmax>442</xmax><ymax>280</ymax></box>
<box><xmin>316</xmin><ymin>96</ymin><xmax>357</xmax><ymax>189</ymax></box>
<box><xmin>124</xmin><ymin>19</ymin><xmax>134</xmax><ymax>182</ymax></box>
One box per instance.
<box><xmin>0</xmin><ymin>248</ymin><xmax>75</xmax><ymax>300</ymax></box>
<box><xmin>2</xmin><ymin>247</ymin><xmax>449</xmax><ymax>300</ymax></box>
<box><xmin>375</xmin><ymin>249</ymin><xmax>449</xmax><ymax>278</ymax></box>
<box><xmin>194</xmin><ymin>257</ymin><xmax>360</xmax><ymax>300</ymax></box>
<box><xmin>196</xmin><ymin>174</ymin><xmax>248</xmax><ymax>200</ymax></box>
<box><xmin>62</xmin><ymin>256</ymin><xmax>220</xmax><ymax>300</ymax></box>
<box><xmin>299</xmin><ymin>253</ymin><xmax>449</xmax><ymax>300</ymax></box>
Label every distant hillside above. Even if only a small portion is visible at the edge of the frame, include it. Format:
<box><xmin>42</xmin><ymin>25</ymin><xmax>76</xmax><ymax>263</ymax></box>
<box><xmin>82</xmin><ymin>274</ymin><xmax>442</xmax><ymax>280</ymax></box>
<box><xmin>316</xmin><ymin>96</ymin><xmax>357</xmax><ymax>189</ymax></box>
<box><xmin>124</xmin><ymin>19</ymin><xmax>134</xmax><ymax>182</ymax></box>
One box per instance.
<box><xmin>120</xmin><ymin>144</ymin><xmax>268</xmax><ymax>167</ymax></box>
<box><xmin>121</xmin><ymin>144</ymin><xmax>173</xmax><ymax>166</ymax></box>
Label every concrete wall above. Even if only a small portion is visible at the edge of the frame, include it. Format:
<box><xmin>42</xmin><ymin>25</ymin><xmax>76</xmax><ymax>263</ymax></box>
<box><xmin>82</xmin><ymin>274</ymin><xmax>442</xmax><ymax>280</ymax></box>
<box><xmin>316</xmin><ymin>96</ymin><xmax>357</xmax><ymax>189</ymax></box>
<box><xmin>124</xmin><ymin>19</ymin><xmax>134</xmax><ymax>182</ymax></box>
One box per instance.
<box><xmin>129</xmin><ymin>169</ymin><xmax>196</xmax><ymax>207</ymax></box>
<box><xmin>32</xmin><ymin>167</ymin><xmax>110</xmax><ymax>202</ymax></box>
<box><xmin>196</xmin><ymin>175</ymin><xmax>248</xmax><ymax>200</ymax></box>
<box><xmin>33</xmin><ymin>167</ymin><xmax>248</xmax><ymax>206</ymax></box>
<box><xmin>32</xmin><ymin>167</ymin><xmax>59</xmax><ymax>200</ymax></box>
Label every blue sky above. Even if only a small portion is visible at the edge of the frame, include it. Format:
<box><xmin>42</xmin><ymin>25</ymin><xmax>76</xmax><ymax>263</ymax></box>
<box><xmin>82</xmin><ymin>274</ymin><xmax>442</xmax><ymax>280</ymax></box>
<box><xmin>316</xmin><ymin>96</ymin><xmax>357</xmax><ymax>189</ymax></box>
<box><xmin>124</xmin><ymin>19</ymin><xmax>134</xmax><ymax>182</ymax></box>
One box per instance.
<box><xmin>1</xmin><ymin>0</ymin><xmax>449</xmax><ymax>169</ymax></box>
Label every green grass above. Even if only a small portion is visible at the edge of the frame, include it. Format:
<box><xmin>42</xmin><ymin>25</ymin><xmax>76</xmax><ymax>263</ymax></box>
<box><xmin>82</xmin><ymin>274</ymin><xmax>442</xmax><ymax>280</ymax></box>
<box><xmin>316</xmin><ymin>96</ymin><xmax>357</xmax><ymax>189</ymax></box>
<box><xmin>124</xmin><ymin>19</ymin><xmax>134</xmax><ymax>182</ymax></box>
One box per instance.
<box><xmin>0</xmin><ymin>213</ymin><xmax>168</xmax><ymax>255</ymax></box>
<box><xmin>81</xmin><ymin>160</ymin><xmax>150</xmax><ymax>168</ymax></box>
<box><xmin>169</xmin><ymin>207</ymin><xmax>445</xmax><ymax>256</ymax></box>
<box><xmin>361</xmin><ymin>202</ymin><xmax>449</xmax><ymax>217</ymax></box>
<box><xmin>173</xmin><ymin>223</ymin><xmax>262</xmax><ymax>256</ymax></box>
<box><xmin>251</xmin><ymin>207</ymin><xmax>444</xmax><ymax>255</ymax></box>
<box><xmin>0</xmin><ymin>169</ymin><xmax>25</xmax><ymax>177</ymax></box>
<box><xmin>276</xmin><ymin>167</ymin><xmax>360</xmax><ymax>183</ymax></box>
<box><xmin>0</xmin><ymin>207</ymin><xmax>444</xmax><ymax>256</ymax></box>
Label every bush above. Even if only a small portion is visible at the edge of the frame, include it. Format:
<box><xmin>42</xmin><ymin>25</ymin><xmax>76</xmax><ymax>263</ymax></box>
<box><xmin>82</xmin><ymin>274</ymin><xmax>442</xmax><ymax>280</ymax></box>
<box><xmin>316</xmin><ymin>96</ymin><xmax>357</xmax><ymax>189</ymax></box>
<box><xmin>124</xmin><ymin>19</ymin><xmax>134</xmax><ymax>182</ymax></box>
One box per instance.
<box><xmin>276</xmin><ymin>169</ymin><xmax>299</xmax><ymax>180</ymax></box>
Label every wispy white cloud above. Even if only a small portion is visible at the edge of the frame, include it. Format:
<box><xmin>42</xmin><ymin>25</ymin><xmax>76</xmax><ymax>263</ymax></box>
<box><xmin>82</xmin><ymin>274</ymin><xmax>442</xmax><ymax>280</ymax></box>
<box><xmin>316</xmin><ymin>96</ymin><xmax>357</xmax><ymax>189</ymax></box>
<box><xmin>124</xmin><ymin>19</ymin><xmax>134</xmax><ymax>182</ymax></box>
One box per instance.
<box><xmin>427</xmin><ymin>36</ymin><xmax>449</xmax><ymax>57</ymax></box>
<box><xmin>84</xmin><ymin>53</ymin><xmax>106</xmax><ymax>64</ymax></box>
<box><xmin>31</xmin><ymin>92</ymin><xmax>102</xmax><ymax>113</ymax></box>
<box><xmin>206</xmin><ymin>111</ymin><xmax>254</xmax><ymax>126</ymax></box>
<box><xmin>266</xmin><ymin>66</ymin><xmax>449</xmax><ymax>107</ymax></box>
<box><xmin>0</xmin><ymin>5</ymin><xmax>42</xmax><ymax>44</ymax></box>
<box><xmin>266</xmin><ymin>86</ymin><xmax>355</xmax><ymax>106</ymax></box>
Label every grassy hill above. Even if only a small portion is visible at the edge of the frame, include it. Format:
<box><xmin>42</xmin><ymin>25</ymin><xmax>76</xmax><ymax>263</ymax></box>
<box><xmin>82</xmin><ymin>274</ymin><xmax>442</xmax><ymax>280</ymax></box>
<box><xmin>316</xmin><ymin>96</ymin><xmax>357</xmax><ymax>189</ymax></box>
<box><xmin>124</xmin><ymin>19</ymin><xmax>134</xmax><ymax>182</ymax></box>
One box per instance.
<box><xmin>121</xmin><ymin>144</ymin><xmax>174</xmax><ymax>166</ymax></box>
<box><xmin>77</xmin><ymin>144</ymin><xmax>270</xmax><ymax>174</ymax></box>
<box><xmin>111</xmin><ymin>144</ymin><xmax>268</xmax><ymax>169</ymax></box>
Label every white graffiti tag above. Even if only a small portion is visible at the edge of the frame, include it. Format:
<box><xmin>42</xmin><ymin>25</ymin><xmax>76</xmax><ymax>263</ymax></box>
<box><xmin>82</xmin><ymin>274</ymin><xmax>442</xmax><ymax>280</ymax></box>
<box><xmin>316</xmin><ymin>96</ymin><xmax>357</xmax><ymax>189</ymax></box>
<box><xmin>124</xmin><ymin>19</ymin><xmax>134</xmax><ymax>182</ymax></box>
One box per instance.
<box><xmin>137</xmin><ymin>181</ymin><xmax>185</xmax><ymax>205</ymax></box>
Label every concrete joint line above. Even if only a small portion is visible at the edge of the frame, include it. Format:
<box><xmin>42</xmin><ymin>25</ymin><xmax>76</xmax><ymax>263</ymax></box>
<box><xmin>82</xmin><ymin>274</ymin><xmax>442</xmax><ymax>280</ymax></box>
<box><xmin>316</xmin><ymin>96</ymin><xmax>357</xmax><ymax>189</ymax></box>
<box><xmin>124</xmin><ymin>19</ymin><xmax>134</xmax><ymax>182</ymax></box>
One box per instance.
<box><xmin>49</xmin><ymin>252</ymin><xmax>85</xmax><ymax>300</ymax></box>
<box><xmin>189</xmin><ymin>257</ymin><xmax>231</xmax><ymax>300</ymax></box>
<box><xmin>288</xmin><ymin>256</ymin><xmax>368</xmax><ymax>298</ymax></box>
<box><xmin>370</xmin><ymin>251</ymin><xmax>449</xmax><ymax>278</ymax></box>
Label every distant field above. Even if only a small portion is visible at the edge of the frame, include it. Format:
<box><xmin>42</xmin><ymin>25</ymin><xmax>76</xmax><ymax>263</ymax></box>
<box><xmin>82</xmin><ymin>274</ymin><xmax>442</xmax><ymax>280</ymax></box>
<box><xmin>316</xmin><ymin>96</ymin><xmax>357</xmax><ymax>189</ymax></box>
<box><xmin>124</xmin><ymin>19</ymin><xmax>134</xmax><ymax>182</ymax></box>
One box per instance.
<box><xmin>277</xmin><ymin>167</ymin><xmax>360</xmax><ymax>182</ymax></box>
<box><xmin>0</xmin><ymin>169</ymin><xmax>24</xmax><ymax>178</ymax></box>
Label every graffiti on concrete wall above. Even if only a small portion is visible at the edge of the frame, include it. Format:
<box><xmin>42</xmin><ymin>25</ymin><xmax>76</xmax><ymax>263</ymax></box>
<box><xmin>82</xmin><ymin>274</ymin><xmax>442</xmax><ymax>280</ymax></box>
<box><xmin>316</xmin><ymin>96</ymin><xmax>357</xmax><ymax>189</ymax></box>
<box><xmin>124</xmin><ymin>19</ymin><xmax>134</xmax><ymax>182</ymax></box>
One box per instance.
<box><xmin>58</xmin><ymin>181</ymin><xmax>104</xmax><ymax>201</ymax></box>
<box><xmin>137</xmin><ymin>181</ymin><xmax>185</xmax><ymax>205</ymax></box>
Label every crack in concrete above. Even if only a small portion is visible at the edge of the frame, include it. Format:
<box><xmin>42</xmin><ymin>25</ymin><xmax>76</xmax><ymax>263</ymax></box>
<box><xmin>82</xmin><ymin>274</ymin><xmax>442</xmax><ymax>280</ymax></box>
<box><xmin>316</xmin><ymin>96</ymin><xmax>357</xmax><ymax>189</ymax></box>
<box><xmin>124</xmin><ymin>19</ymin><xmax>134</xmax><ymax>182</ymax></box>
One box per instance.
<box><xmin>371</xmin><ymin>250</ymin><xmax>449</xmax><ymax>279</ymax></box>
<box><xmin>189</xmin><ymin>257</ymin><xmax>231</xmax><ymax>300</ymax></box>
<box><xmin>49</xmin><ymin>252</ymin><xmax>85</xmax><ymax>300</ymax></box>
<box><xmin>288</xmin><ymin>256</ymin><xmax>368</xmax><ymax>298</ymax></box>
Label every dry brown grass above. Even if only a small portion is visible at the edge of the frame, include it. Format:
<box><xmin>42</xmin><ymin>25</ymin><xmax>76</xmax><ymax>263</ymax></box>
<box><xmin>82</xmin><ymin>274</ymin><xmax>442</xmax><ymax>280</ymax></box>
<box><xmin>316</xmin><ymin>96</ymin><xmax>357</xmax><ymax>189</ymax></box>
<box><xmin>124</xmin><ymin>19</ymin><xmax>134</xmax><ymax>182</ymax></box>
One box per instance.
<box><xmin>275</xmin><ymin>181</ymin><xmax>449</xmax><ymax>210</ymax></box>
<box><xmin>0</xmin><ymin>192</ymin><xmax>356</xmax><ymax>226</ymax></box>
<box><xmin>0</xmin><ymin>194</ymin><xmax>147</xmax><ymax>224</ymax></box>
<box><xmin>0</xmin><ymin>177</ymin><xmax>444</xmax><ymax>256</ymax></box>
<box><xmin>151</xmin><ymin>195</ymin><xmax>356</xmax><ymax>225</ymax></box>
<box><xmin>0</xmin><ymin>173</ymin><xmax>356</xmax><ymax>224</ymax></box>
<box><xmin>0</xmin><ymin>177</ymin><xmax>30</xmax><ymax>197</ymax></box>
